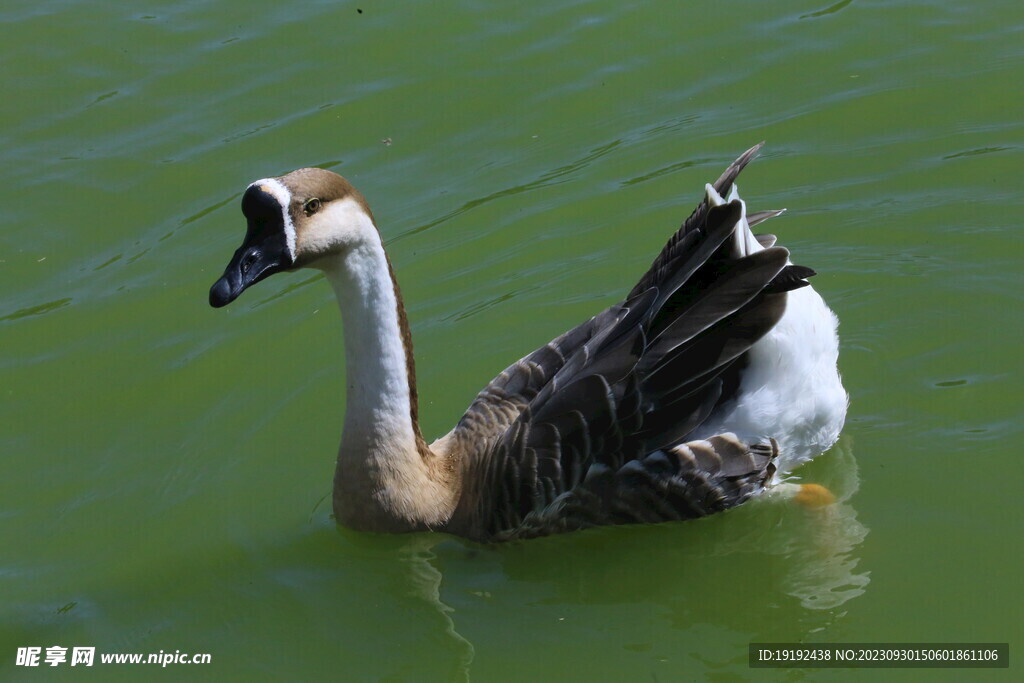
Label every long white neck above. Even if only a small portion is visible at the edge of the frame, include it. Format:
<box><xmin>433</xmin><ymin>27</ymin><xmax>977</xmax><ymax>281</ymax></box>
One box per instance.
<box><xmin>318</xmin><ymin>228</ymin><xmax>453</xmax><ymax>532</ymax></box>
<box><xmin>324</xmin><ymin>238</ymin><xmax>418</xmax><ymax>455</ymax></box>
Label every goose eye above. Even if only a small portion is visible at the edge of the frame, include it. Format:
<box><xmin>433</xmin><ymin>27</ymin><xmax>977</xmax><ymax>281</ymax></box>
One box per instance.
<box><xmin>303</xmin><ymin>198</ymin><xmax>322</xmax><ymax>216</ymax></box>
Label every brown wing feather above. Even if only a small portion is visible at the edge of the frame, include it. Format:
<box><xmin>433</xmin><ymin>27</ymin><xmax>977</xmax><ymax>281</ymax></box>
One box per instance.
<box><xmin>445</xmin><ymin>145</ymin><xmax>800</xmax><ymax>541</ymax></box>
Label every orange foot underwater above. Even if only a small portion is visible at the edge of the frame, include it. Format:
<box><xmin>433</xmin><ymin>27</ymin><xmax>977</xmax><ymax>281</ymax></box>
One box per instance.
<box><xmin>793</xmin><ymin>483</ymin><xmax>836</xmax><ymax>508</ymax></box>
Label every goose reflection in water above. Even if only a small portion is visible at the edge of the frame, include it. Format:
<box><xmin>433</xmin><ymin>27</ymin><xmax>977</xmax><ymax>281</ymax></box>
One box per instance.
<box><xmin>360</xmin><ymin>436</ymin><xmax>866</xmax><ymax>678</ymax></box>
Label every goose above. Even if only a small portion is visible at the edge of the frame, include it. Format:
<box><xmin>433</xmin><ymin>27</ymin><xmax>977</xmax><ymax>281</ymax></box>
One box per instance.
<box><xmin>209</xmin><ymin>144</ymin><xmax>847</xmax><ymax>541</ymax></box>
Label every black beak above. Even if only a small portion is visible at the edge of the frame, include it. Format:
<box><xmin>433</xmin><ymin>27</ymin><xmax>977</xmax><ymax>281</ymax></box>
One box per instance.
<box><xmin>210</xmin><ymin>185</ymin><xmax>294</xmax><ymax>308</ymax></box>
<box><xmin>209</xmin><ymin>239</ymin><xmax>288</xmax><ymax>307</ymax></box>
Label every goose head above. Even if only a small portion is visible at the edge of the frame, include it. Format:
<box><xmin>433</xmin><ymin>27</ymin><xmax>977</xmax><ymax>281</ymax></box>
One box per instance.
<box><xmin>209</xmin><ymin>168</ymin><xmax>376</xmax><ymax>307</ymax></box>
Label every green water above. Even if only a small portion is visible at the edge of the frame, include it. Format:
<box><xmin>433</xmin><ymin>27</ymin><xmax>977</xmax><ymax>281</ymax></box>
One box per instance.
<box><xmin>3</xmin><ymin>0</ymin><xmax>1021</xmax><ymax>679</ymax></box>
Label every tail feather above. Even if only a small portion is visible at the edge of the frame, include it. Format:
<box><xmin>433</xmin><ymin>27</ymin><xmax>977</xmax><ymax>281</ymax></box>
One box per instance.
<box><xmin>629</xmin><ymin>143</ymin><xmax>765</xmax><ymax>298</ymax></box>
<box><xmin>708</xmin><ymin>142</ymin><xmax>765</xmax><ymax>201</ymax></box>
<box><xmin>749</xmin><ymin>209</ymin><xmax>786</xmax><ymax>228</ymax></box>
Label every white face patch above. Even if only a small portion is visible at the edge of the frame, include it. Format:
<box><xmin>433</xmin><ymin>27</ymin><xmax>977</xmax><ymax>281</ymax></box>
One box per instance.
<box><xmin>298</xmin><ymin>196</ymin><xmax>378</xmax><ymax>260</ymax></box>
<box><xmin>247</xmin><ymin>177</ymin><xmax>297</xmax><ymax>261</ymax></box>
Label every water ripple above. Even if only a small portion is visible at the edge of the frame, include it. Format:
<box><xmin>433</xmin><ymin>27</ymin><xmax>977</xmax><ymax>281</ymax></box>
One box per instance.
<box><xmin>396</xmin><ymin>139</ymin><xmax>623</xmax><ymax>241</ymax></box>
<box><xmin>942</xmin><ymin>145</ymin><xmax>1013</xmax><ymax>160</ymax></box>
<box><xmin>1</xmin><ymin>297</ymin><xmax>73</xmax><ymax>323</ymax></box>
<box><xmin>800</xmin><ymin>0</ymin><xmax>855</xmax><ymax>20</ymax></box>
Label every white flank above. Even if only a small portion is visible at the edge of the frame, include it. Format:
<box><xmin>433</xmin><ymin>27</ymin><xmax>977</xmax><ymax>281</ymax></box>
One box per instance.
<box><xmin>692</xmin><ymin>185</ymin><xmax>848</xmax><ymax>474</ymax></box>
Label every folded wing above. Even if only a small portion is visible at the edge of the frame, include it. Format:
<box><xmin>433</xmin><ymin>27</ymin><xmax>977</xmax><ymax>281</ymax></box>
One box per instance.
<box><xmin>446</xmin><ymin>144</ymin><xmax>811</xmax><ymax>540</ymax></box>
